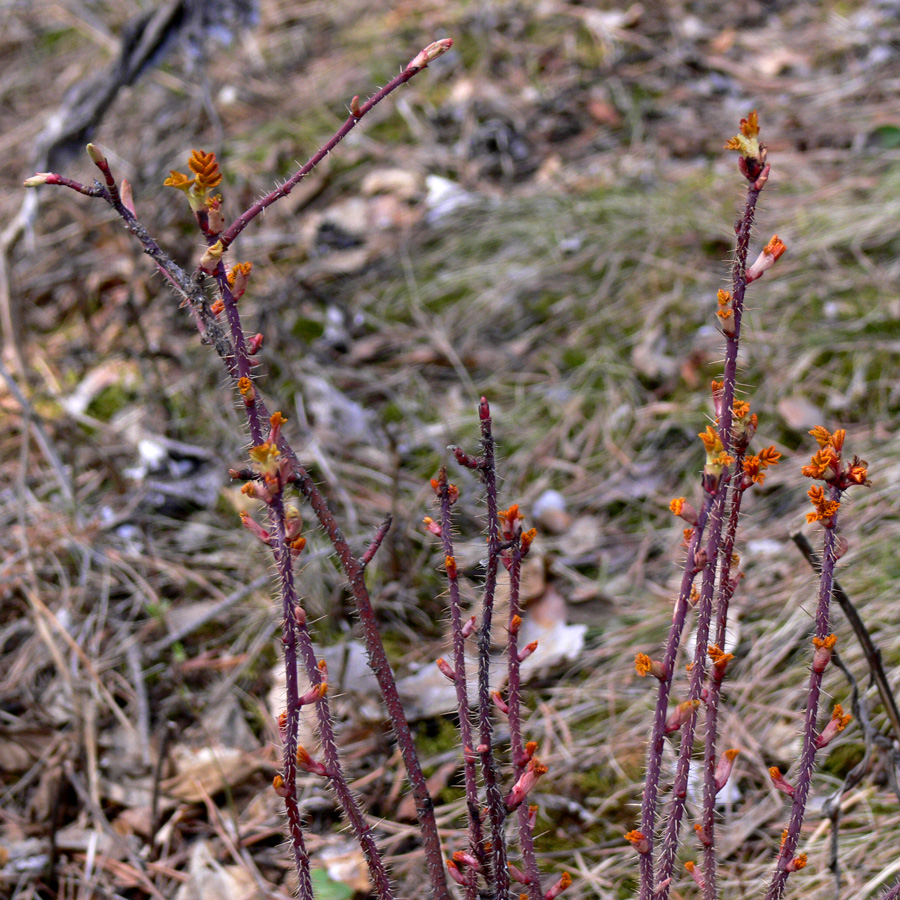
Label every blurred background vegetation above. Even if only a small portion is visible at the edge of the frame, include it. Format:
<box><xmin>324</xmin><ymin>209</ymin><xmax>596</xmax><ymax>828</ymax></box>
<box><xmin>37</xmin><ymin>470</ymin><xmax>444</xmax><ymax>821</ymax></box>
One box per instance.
<box><xmin>3</xmin><ymin>1</ymin><xmax>900</xmax><ymax>898</ymax></box>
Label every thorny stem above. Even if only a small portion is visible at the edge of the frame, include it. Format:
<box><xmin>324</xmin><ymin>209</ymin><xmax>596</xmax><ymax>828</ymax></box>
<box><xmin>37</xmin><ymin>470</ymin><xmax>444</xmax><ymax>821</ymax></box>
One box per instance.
<box><xmin>280</xmin><ymin>432</ymin><xmax>450</xmax><ymax>900</ymax></box>
<box><xmin>700</xmin><ymin>466</ymin><xmax>747</xmax><ymax>900</ymax></box>
<box><xmin>32</xmin><ymin>50</ymin><xmax>454</xmax><ymax>900</ymax></box>
<box><xmin>718</xmin><ymin>178</ymin><xmax>765</xmax><ymax>456</ymax></box>
<box><xmin>268</xmin><ymin>496</ymin><xmax>314</xmax><ymax>900</ymax></box>
<box><xmin>361</xmin><ymin>515</ymin><xmax>393</xmax><ymax>569</ymax></box>
<box><xmin>637</xmin><ymin>499</ymin><xmax>712</xmax><ymax>899</ymax></box>
<box><xmin>764</xmin><ymin>484</ymin><xmax>842</xmax><ymax>900</ymax></box>
<box><xmin>276</xmin><ymin>509</ymin><xmax>396</xmax><ymax>900</ymax></box>
<box><xmin>639</xmin><ymin>155</ymin><xmax>768</xmax><ymax>900</ymax></box>
<box><xmin>792</xmin><ymin>531</ymin><xmax>900</xmax><ymax>746</ymax></box>
<box><xmin>217</xmin><ymin>57</ymin><xmax>445</xmax><ymax>252</ymax></box>
<box><xmin>436</xmin><ymin>468</ymin><xmax>483</xmax><ymax>900</ymax></box>
<box><xmin>655</xmin><ymin>488</ymin><xmax>727</xmax><ymax>898</ymax></box>
<box><xmin>214</xmin><ymin>266</ymin><xmax>263</xmax><ymax>443</ymax></box>
<box><xmin>476</xmin><ymin>399</ymin><xmax>511</xmax><ymax>900</ymax></box>
<box><xmin>505</xmin><ymin>547</ymin><xmax>543</xmax><ymax>900</ymax></box>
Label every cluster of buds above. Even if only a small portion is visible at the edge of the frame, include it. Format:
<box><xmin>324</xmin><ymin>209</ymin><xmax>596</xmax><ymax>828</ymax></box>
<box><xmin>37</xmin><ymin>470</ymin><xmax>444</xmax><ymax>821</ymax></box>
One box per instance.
<box><xmin>707</xmin><ymin>644</ymin><xmax>735</xmax><ymax>683</ymax></box>
<box><xmin>239</xmin><ymin>415</ymin><xmax>305</xmax><ymax>556</ymax></box>
<box><xmin>498</xmin><ymin>504</ymin><xmax>538</xmax><ymax>570</ymax></box>
<box><xmin>698</xmin><ymin>425</ymin><xmax>735</xmax><ymax>493</ymax></box>
<box><xmin>805</xmin><ymin>485</ymin><xmax>841</xmax><ymax>527</ymax></box>
<box><xmin>775</xmin><ymin>831</ymin><xmax>808</xmax><ymax>873</ymax></box>
<box><xmin>164</xmin><ymin>149</ymin><xmax>224</xmax><ymax>230</ymax></box>
<box><xmin>446</xmin><ymin>851</ymin><xmax>479</xmax><ymax>887</ymax></box>
<box><xmin>624</xmin><ymin>829</ymin><xmax>650</xmax><ymax>855</ymax></box>
<box><xmin>730</xmin><ymin>399</ymin><xmax>758</xmax><ymax>451</ymax></box>
<box><xmin>724</xmin><ymin>109</ymin><xmax>769</xmax><ymax>186</ymax></box>
<box><xmin>634</xmin><ymin>652</ymin><xmax>666</xmax><ymax>681</ymax></box>
<box><xmin>802</xmin><ymin>427</ymin><xmax>870</xmax><ymax>490</ymax></box>
<box><xmin>716</xmin><ymin>289</ymin><xmax>737</xmax><ymax>335</ymax></box>
<box><xmin>740</xmin><ymin>445</ymin><xmax>781</xmax><ymax>488</ymax></box>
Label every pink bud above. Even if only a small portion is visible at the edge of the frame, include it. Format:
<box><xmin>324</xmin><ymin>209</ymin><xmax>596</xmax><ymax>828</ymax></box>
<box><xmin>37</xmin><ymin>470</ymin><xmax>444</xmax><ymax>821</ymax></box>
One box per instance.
<box><xmin>684</xmin><ymin>862</ymin><xmax>705</xmax><ymax>890</ymax></box>
<box><xmin>815</xmin><ymin>704</ymin><xmax>852</xmax><ymax>750</ymax></box>
<box><xmin>297</xmin><ymin>681</ymin><xmax>328</xmax><ymax>706</ymax></box>
<box><xmin>296</xmin><ymin>746</ymin><xmax>328</xmax><ymax>777</ymax></box>
<box><xmin>518</xmin><ymin>640</ymin><xmax>538</xmax><ymax>663</ymax></box>
<box><xmin>543</xmin><ymin>872</ymin><xmax>572</xmax><ymax>900</ymax></box>
<box><xmin>665</xmin><ymin>700</ymin><xmax>699</xmax><ymax>735</ymax></box>
<box><xmin>506</xmin><ymin>759</ymin><xmax>548</xmax><ymax>810</ymax></box>
<box><xmin>452</xmin><ymin>851</ymin><xmax>480</xmax><ymax>871</ymax></box>
<box><xmin>714</xmin><ymin>749</ymin><xmax>740</xmax><ymax>793</ymax></box>
<box><xmin>120</xmin><ymin>179</ymin><xmax>136</xmax><ymax>215</ymax></box>
<box><xmin>248</xmin><ymin>333</ymin><xmax>264</xmax><ymax>355</ymax></box>
<box><xmin>406</xmin><ymin>38</ymin><xmax>453</xmax><ymax>71</ymax></box>
<box><xmin>746</xmin><ymin>235</ymin><xmax>786</xmax><ymax>284</ymax></box>
<box><xmin>461</xmin><ymin>616</ymin><xmax>476</xmax><ymax>638</ymax></box>
<box><xmin>240</xmin><ymin>511</ymin><xmax>271</xmax><ymax>545</ymax></box>
<box><xmin>453</xmin><ymin>447</ymin><xmax>481</xmax><ymax>469</ymax></box>
<box><xmin>811</xmin><ymin>634</ymin><xmax>837</xmax><ymax>673</ymax></box>
<box><xmin>769</xmin><ymin>767</ymin><xmax>795</xmax><ymax>797</ymax></box>
<box><xmin>693</xmin><ymin>549</ymin><xmax>708</xmax><ymax>573</ymax></box>
<box><xmin>199</xmin><ymin>240</ymin><xmax>224</xmax><ymax>274</ymax></box>
<box><xmin>508</xmin><ymin>863</ymin><xmax>530</xmax><ymax>884</ymax></box>
<box><xmin>24</xmin><ymin>173</ymin><xmax>56</xmax><ymax>187</ymax></box>
<box><xmin>491</xmin><ymin>691</ymin><xmax>509</xmax><ymax>715</ymax></box>
<box><xmin>624</xmin><ymin>830</ymin><xmax>650</xmax><ymax>854</ymax></box>
<box><xmin>436</xmin><ymin>658</ymin><xmax>457</xmax><ymax>681</ymax></box>
<box><xmin>446</xmin><ymin>860</ymin><xmax>467</xmax><ymax>886</ymax></box>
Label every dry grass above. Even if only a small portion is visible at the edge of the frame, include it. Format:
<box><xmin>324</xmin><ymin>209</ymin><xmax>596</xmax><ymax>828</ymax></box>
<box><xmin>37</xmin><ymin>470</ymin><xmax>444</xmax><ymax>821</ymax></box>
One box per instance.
<box><xmin>3</xmin><ymin>1</ymin><xmax>900</xmax><ymax>898</ymax></box>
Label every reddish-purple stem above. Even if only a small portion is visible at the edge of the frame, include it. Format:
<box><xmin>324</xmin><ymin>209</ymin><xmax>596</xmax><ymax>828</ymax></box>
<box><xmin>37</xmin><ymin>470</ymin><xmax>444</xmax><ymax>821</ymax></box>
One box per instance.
<box><xmin>637</xmin><ymin>499</ymin><xmax>712</xmax><ymax>899</ymax></box>
<box><xmin>475</xmin><ymin>399</ymin><xmax>510</xmax><ymax>900</ymax></box>
<box><xmin>361</xmin><ymin>515</ymin><xmax>393</xmax><ymax>569</ymax></box>
<box><xmin>700</xmin><ymin>468</ymin><xmax>747</xmax><ymax>900</ymax></box>
<box><xmin>268</xmin><ymin>500</ymin><xmax>315</xmax><ymax>900</ymax></box>
<box><xmin>273</xmin><ymin>496</ymin><xmax>396</xmax><ymax>900</ymax></box>
<box><xmin>218</xmin><ymin>62</ymin><xmax>437</xmax><ymax>252</ymax></box>
<box><xmin>34</xmin><ymin>59</ymin><xmax>454</xmax><ymax>896</ymax></box>
<box><xmin>639</xmin><ymin>158</ymin><xmax>767</xmax><ymax>900</ymax></box>
<box><xmin>505</xmin><ymin>547</ymin><xmax>543</xmax><ymax>900</ymax></box>
<box><xmin>654</xmin><ymin>487</ymin><xmax>727</xmax><ymax>897</ymax></box>
<box><xmin>437</xmin><ymin>468</ymin><xmax>483</xmax><ymax>900</ymax></box>
<box><xmin>764</xmin><ymin>485</ymin><xmax>842</xmax><ymax>900</ymax></box>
